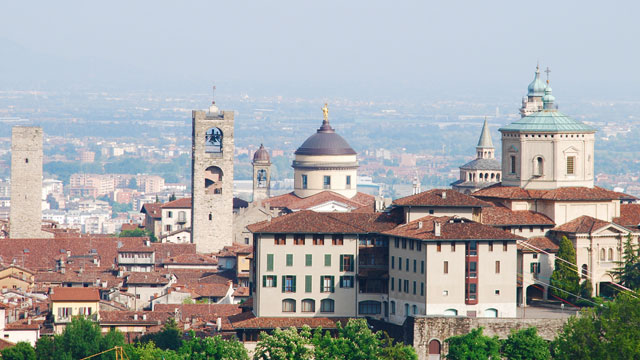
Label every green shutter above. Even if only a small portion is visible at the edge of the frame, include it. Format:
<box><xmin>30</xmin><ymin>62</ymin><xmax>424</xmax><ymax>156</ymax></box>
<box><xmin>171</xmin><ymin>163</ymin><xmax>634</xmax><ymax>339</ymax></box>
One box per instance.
<box><xmin>340</xmin><ymin>255</ymin><xmax>344</xmax><ymax>271</ymax></box>
<box><xmin>267</xmin><ymin>254</ymin><xmax>274</xmax><ymax>271</ymax></box>
<box><xmin>305</xmin><ymin>254</ymin><xmax>312</xmax><ymax>267</ymax></box>
<box><xmin>330</xmin><ymin>276</ymin><xmax>335</xmax><ymax>293</ymax></box>
<box><xmin>273</xmin><ymin>276</ymin><xmax>277</xmax><ymax>288</ymax></box>
<box><xmin>305</xmin><ymin>275</ymin><xmax>312</xmax><ymax>293</ymax></box>
<box><xmin>320</xmin><ymin>276</ymin><xmax>324</xmax><ymax>292</ymax></box>
<box><xmin>281</xmin><ymin>276</ymin><xmax>285</xmax><ymax>292</ymax></box>
<box><xmin>286</xmin><ymin>254</ymin><xmax>293</xmax><ymax>266</ymax></box>
<box><xmin>530</xmin><ymin>263</ymin><xmax>534</xmax><ymax>273</ymax></box>
<box><xmin>262</xmin><ymin>275</ymin><xmax>266</xmax><ymax>287</ymax></box>
<box><xmin>325</xmin><ymin>254</ymin><xmax>331</xmax><ymax>267</ymax></box>
<box><xmin>339</xmin><ymin>275</ymin><xmax>344</xmax><ymax>288</ymax></box>
<box><xmin>292</xmin><ymin>276</ymin><xmax>296</xmax><ymax>292</ymax></box>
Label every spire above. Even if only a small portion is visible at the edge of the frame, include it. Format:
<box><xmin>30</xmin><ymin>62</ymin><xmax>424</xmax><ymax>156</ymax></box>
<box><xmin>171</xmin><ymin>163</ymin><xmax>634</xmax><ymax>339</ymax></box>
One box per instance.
<box><xmin>477</xmin><ymin>117</ymin><xmax>494</xmax><ymax>148</ymax></box>
<box><xmin>542</xmin><ymin>67</ymin><xmax>556</xmax><ymax>110</ymax></box>
<box><xmin>527</xmin><ymin>64</ymin><xmax>545</xmax><ymax>97</ymax></box>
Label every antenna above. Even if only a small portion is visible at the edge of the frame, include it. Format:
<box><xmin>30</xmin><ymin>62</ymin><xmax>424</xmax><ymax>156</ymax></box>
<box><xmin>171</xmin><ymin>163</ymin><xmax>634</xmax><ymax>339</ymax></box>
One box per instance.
<box><xmin>212</xmin><ymin>85</ymin><xmax>216</xmax><ymax>105</ymax></box>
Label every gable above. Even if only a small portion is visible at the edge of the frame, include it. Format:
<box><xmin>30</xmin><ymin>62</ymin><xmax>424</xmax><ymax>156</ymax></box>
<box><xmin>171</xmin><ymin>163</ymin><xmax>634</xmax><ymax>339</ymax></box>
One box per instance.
<box><xmin>307</xmin><ymin>201</ymin><xmax>354</xmax><ymax>213</ymax></box>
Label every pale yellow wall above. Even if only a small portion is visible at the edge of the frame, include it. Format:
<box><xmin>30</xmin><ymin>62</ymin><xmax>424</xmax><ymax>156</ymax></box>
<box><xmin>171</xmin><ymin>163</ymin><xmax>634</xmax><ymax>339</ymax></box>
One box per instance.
<box><xmin>388</xmin><ymin>237</ymin><xmax>427</xmax><ymax>323</ymax></box>
<box><xmin>52</xmin><ymin>300</ymin><xmax>100</xmax><ymax>325</ymax></box>
<box><xmin>161</xmin><ymin>208</ymin><xmax>191</xmax><ymax>235</ymax></box>
<box><xmin>293</xmin><ymin>154</ymin><xmax>358</xmax><ymax>199</ymax></box>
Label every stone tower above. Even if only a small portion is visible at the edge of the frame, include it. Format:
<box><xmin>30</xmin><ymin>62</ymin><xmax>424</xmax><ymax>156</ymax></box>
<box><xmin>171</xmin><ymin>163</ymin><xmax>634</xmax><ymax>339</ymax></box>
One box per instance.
<box><xmin>451</xmin><ymin>119</ymin><xmax>501</xmax><ymax>194</ymax></box>
<box><xmin>191</xmin><ymin>101</ymin><xmax>234</xmax><ymax>253</ymax></box>
<box><xmin>9</xmin><ymin>126</ymin><xmax>52</xmax><ymax>239</ymax></box>
<box><xmin>252</xmin><ymin>144</ymin><xmax>271</xmax><ymax>202</ymax></box>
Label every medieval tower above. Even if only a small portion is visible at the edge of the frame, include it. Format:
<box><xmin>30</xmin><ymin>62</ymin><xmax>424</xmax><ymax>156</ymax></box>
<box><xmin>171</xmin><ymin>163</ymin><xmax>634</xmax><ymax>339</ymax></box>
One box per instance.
<box><xmin>9</xmin><ymin>126</ymin><xmax>52</xmax><ymax>239</ymax></box>
<box><xmin>252</xmin><ymin>144</ymin><xmax>271</xmax><ymax>202</ymax></box>
<box><xmin>191</xmin><ymin>101</ymin><xmax>234</xmax><ymax>253</ymax></box>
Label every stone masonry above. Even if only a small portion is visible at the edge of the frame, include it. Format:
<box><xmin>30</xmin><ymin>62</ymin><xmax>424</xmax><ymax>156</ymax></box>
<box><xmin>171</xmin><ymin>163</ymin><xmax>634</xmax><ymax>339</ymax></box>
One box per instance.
<box><xmin>191</xmin><ymin>109</ymin><xmax>234</xmax><ymax>253</ymax></box>
<box><xmin>9</xmin><ymin>126</ymin><xmax>52</xmax><ymax>239</ymax></box>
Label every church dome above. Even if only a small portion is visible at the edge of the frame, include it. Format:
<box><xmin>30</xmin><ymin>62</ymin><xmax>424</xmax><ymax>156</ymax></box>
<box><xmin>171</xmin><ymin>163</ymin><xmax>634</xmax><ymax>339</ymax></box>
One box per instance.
<box><xmin>527</xmin><ymin>66</ymin><xmax>546</xmax><ymax>97</ymax></box>
<box><xmin>294</xmin><ymin>119</ymin><xmax>357</xmax><ymax>156</ymax></box>
<box><xmin>252</xmin><ymin>144</ymin><xmax>271</xmax><ymax>163</ymax></box>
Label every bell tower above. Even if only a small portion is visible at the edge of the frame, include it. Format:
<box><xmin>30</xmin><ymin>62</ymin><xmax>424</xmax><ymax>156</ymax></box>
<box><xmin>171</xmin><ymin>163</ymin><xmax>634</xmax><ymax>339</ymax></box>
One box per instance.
<box><xmin>191</xmin><ymin>94</ymin><xmax>234</xmax><ymax>253</ymax></box>
<box><xmin>252</xmin><ymin>144</ymin><xmax>271</xmax><ymax>202</ymax></box>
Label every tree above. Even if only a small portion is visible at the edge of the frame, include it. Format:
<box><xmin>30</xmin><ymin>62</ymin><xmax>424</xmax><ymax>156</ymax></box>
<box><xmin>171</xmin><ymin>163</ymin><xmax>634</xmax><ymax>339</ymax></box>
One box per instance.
<box><xmin>34</xmin><ymin>336</ymin><xmax>55</xmax><ymax>360</ymax></box>
<box><xmin>119</xmin><ymin>228</ymin><xmax>157</xmax><ymax>243</ymax></box>
<box><xmin>550</xmin><ymin>236</ymin><xmax>580</xmax><ymax>301</ymax></box>
<box><xmin>139</xmin><ymin>317</ymin><xmax>183</xmax><ymax>351</ymax></box>
<box><xmin>552</xmin><ymin>292</ymin><xmax>640</xmax><ymax>359</ymax></box>
<box><xmin>1</xmin><ymin>341</ymin><xmax>36</xmax><ymax>360</ymax></box>
<box><xmin>379</xmin><ymin>332</ymin><xmax>418</xmax><ymax>360</ymax></box>
<box><xmin>611</xmin><ymin>233</ymin><xmax>640</xmax><ymax>290</ymax></box>
<box><xmin>126</xmin><ymin>341</ymin><xmax>181</xmax><ymax>360</ymax></box>
<box><xmin>179</xmin><ymin>332</ymin><xmax>249</xmax><ymax>360</ymax></box>
<box><xmin>445</xmin><ymin>327</ymin><xmax>501</xmax><ymax>360</ymax></box>
<box><xmin>501</xmin><ymin>327</ymin><xmax>550</xmax><ymax>360</ymax></box>
<box><xmin>253</xmin><ymin>326</ymin><xmax>312</xmax><ymax>360</ymax></box>
<box><xmin>169</xmin><ymin>193</ymin><xmax>176</xmax><ymax>202</ymax></box>
<box><xmin>312</xmin><ymin>319</ymin><xmax>379</xmax><ymax>360</ymax></box>
<box><xmin>57</xmin><ymin>316</ymin><xmax>103</xmax><ymax>359</ymax></box>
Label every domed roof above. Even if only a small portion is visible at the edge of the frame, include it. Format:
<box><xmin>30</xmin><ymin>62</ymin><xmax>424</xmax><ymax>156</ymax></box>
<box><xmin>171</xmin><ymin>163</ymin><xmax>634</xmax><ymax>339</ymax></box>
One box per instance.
<box><xmin>294</xmin><ymin>119</ymin><xmax>357</xmax><ymax>156</ymax></box>
<box><xmin>252</xmin><ymin>144</ymin><xmax>271</xmax><ymax>163</ymax></box>
<box><xmin>527</xmin><ymin>66</ymin><xmax>546</xmax><ymax>97</ymax></box>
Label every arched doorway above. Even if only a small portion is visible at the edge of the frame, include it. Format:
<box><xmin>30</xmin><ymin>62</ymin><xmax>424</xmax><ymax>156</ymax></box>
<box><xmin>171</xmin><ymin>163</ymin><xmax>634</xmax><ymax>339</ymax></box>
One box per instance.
<box><xmin>428</xmin><ymin>339</ymin><xmax>441</xmax><ymax>360</ymax></box>
<box><xmin>526</xmin><ymin>284</ymin><xmax>544</xmax><ymax>304</ymax></box>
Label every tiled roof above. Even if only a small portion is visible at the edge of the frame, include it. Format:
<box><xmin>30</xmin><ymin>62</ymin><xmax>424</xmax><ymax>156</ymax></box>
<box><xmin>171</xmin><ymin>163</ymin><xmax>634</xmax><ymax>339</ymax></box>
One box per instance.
<box><xmin>499</xmin><ymin>109</ymin><xmax>596</xmax><ymax>133</ymax></box>
<box><xmin>154</xmin><ymin>304</ymin><xmax>242</xmax><ymax>322</ymax></box>
<box><xmin>141</xmin><ymin>203</ymin><xmax>162</xmax><ymax>218</ymax></box>
<box><xmin>161</xmin><ymin>198</ymin><xmax>191</xmax><ymax>209</ymax></box>
<box><xmin>100</xmin><ymin>310</ymin><xmax>170</xmax><ymax>324</ymax></box>
<box><xmin>233</xmin><ymin>287</ymin><xmax>249</xmax><ymax>297</ymax></box>
<box><xmin>552</xmin><ymin>216</ymin><xmax>615</xmax><ymax>234</ymax></box>
<box><xmin>248</xmin><ymin>210</ymin><xmax>401</xmax><ymax>234</ymax></box>
<box><xmin>187</xmin><ymin>283</ymin><xmax>230</xmax><ymax>298</ymax></box>
<box><xmin>262</xmin><ymin>191</ymin><xmax>374</xmax><ymax>212</ymax></box>
<box><xmin>162</xmin><ymin>254</ymin><xmax>218</xmax><ymax>266</ymax></box>
<box><xmin>481</xmin><ymin>206</ymin><xmax>554</xmax><ymax>226</ymax></box>
<box><xmin>4</xmin><ymin>319</ymin><xmax>42</xmax><ymax>330</ymax></box>
<box><xmin>393</xmin><ymin>189</ymin><xmax>491</xmax><ymax>207</ymax></box>
<box><xmin>614</xmin><ymin>204</ymin><xmax>640</xmax><ymax>228</ymax></box>
<box><xmin>50</xmin><ymin>287</ymin><xmax>100</xmax><ymax>302</ymax></box>
<box><xmin>35</xmin><ymin>270</ymin><xmax>121</xmax><ymax>288</ymax></box>
<box><xmin>121</xmin><ymin>223</ymin><xmax>142</xmax><ymax>232</ymax></box>
<box><xmin>0</xmin><ymin>338</ymin><xmax>15</xmax><ymax>350</ymax></box>
<box><xmin>213</xmin><ymin>245</ymin><xmax>253</xmax><ymax>258</ymax></box>
<box><xmin>518</xmin><ymin>237</ymin><xmax>559</xmax><ymax>253</ymax></box>
<box><xmin>125</xmin><ymin>272</ymin><xmax>170</xmax><ymax>285</ymax></box>
<box><xmin>459</xmin><ymin>158</ymin><xmax>501</xmax><ymax>171</ymax></box>
<box><xmin>228</xmin><ymin>313</ymin><xmax>350</xmax><ymax>329</ymax></box>
<box><xmin>152</xmin><ymin>243</ymin><xmax>197</xmax><ymax>265</ymax></box>
<box><xmin>473</xmin><ymin>184</ymin><xmax>633</xmax><ymax>201</ymax></box>
<box><xmin>382</xmin><ymin>216</ymin><xmax>524</xmax><ymax>241</ymax></box>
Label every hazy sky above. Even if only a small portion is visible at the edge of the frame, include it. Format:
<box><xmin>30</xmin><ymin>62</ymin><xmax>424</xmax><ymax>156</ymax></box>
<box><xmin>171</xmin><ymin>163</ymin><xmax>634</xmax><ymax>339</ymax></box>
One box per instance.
<box><xmin>1</xmin><ymin>1</ymin><xmax>639</xmax><ymax>99</ymax></box>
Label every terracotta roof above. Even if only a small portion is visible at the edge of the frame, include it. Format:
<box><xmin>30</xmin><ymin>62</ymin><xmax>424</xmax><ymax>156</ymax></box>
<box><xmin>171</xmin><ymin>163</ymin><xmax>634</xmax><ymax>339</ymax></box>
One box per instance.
<box><xmin>161</xmin><ymin>197</ymin><xmax>191</xmax><ymax>209</ymax></box>
<box><xmin>614</xmin><ymin>204</ymin><xmax>640</xmax><ymax>228</ymax></box>
<box><xmin>232</xmin><ymin>287</ymin><xmax>249</xmax><ymax>297</ymax></box>
<box><xmin>262</xmin><ymin>191</ymin><xmax>374</xmax><ymax>212</ymax></box>
<box><xmin>481</xmin><ymin>206</ymin><xmax>554</xmax><ymax>226</ymax></box>
<box><xmin>382</xmin><ymin>216</ymin><xmax>524</xmax><ymax>241</ymax></box>
<box><xmin>393</xmin><ymin>189</ymin><xmax>491</xmax><ymax>208</ymax></box>
<box><xmin>121</xmin><ymin>223</ymin><xmax>142</xmax><ymax>231</ymax></box>
<box><xmin>552</xmin><ymin>216</ymin><xmax>615</xmax><ymax>234</ymax></box>
<box><xmin>213</xmin><ymin>245</ymin><xmax>253</xmax><ymax>258</ymax></box>
<box><xmin>125</xmin><ymin>273</ymin><xmax>170</xmax><ymax>285</ymax></box>
<box><xmin>228</xmin><ymin>313</ymin><xmax>350</xmax><ymax>329</ymax></box>
<box><xmin>188</xmin><ymin>283</ymin><xmax>230</xmax><ymax>298</ymax></box>
<box><xmin>248</xmin><ymin>210</ymin><xmax>401</xmax><ymax>234</ymax></box>
<box><xmin>518</xmin><ymin>237</ymin><xmax>559</xmax><ymax>253</ymax></box>
<box><xmin>162</xmin><ymin>254</ymin><xmax>218</xmax><ymax>266</ymax></box>
<box><xmin>0</xmin><ymin>338</ymin><xmax>15</xmax><ymax>350</ymax></box>
<box><xmin>473</xmin><ymin>184</ymin><xmax>633</xmax><ymax>201</ymax></box>
<box><xmin>50</xmin><ymin>287</ymin><xmax>100</xmax><ymax>302</ymax></box>
<box><xmin>141</xmin><ymin>203</ymin><xmax>162</xmax><ymax>218</ymax></box>
<box><xmin>100</xmin><ymin>310</ymin><xmax>170</xmax><ymax>324</ymax></box>
<box><xmin>4</xmin><ymin>319</ymin><xmax>42</xmax><ymax>330</ymax></box>
<box><xmin>197</xmin><ymin>272</ymin><xmax>236</xmax><ymax>284</ymax></box>
<box><xmin>154</xmin><ymin>304</ymin><xmax>242</xmax><ymax>322</ymax></box>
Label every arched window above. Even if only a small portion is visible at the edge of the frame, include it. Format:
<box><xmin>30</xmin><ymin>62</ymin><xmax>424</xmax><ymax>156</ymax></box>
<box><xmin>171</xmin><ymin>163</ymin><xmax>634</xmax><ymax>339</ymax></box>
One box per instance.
<box><xmin>600</xmin><ymin>248</ymin><xmax>606</xmax><ymax>261</ymax></box>
<box><xmin>608</xmin><ymin>248</ymin><xmax>613</xmax><ymax>261</ymax></box>
<box><xmin>205</xmin><ymin>166</ymin><xmax>224</xmax><ymax>194</ymax></box>
<box><xmin>320</xmin><ymin>299</ymin><xmax>334</xmax><ymax>313</ymax></box>
<box><xmin>359</xmin><ymin>300</ymin><xmax>381</xmax><ymax>315</ymax></box>
<box><xmin>390</xmin><ymin>300</ymin><xmax>396</xmax><ymax>315</ymax></box>
<box><xmin>484</xmin><ymin>173</ymin><xmax>489</xmax><ymax>180</ymax></box>
<box><xmin>479</xmin><ymin>173</ymin><xmax>483</xmax><ymax>181</ymax></box>
<box><xmin>301</xmin><ymin>299</ymin><xmax>315</xmax><ymax>312</ymax></box>
<box><xmin>491</xmin><ymin>173</ymin><xmax>495</xmax><ymax>180</ymax></box>
<box><xmin>443</xmin><ymin>308</ymin><xmax>458</xmax><ymax>316</ymax></box>
<box><xmin>404</xmin><ymin>303</ymin><xmax>409</xmax><ymax>316</ymax></box>
<box><xmin>412</xmin><ymin>305</ymin><xmax>418</xmax><ymax>315</ymax></box>
<box><xmin>483</xmin><ymin>308</ymin><xmax>498</xmax><ymax>317</ymax></box>
<box><xmin>581</xmin><ymin>264</ymin><xmax>588</xmax><ymax>278</ymax></box>
<box><xmin>256</xmin><ymin>169</ymin><xmax>267</xmax><ymax>188</ymax></box>
<box><xmin>205</xmin><ymin>127</ymin><xmax>223</xmax><ymax>153</ymax></box>
<box><xmin>282</xmin><ymin>299</ymin><xmax>296</xmax><ymax>313</ymax></box>
<box><xmin>496</xmin><ymin>173</ymin><xmax>501</xmax><ymax>181</ymax></box>
<box><xmin>534</xmin><ymin>157</ymin><xmax>544</xmax><ymax>176</ymax></box>
<box><xmin>468</xmin><ymin>173</ymin><xmax>472</xmax><ymax>181</ymax></box>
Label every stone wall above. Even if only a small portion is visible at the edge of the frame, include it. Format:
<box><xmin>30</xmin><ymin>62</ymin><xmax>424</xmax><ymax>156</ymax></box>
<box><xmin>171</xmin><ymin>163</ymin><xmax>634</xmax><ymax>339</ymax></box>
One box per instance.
<box><xmin>411</xmin><ymin>316</ymin><xmax>567</xmax><ymax>360</ymax></box>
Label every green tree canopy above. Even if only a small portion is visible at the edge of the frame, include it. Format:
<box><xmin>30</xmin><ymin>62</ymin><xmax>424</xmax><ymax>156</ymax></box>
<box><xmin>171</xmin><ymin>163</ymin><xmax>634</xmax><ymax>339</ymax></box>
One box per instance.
<box><xmin>501</xmin><ymin>327</ymin><xmax>550</xmax><ymax>360</ymax></box>
<box><xmin>179</xmin><ymin>332</ymin><xmax>249</xmax><ymax>360</ymax></box>
<box><xmin>550</xmin><ymin>236</ymin><xmax>580</xmax><ymax>301</ymax></box>
<box><xmin>0</xmin><ymin>341</ymin><xmax>36</xmax><ymax>360</ymax></box>
<box><xmin>445</xmin><ymin>327</ymin><xmax>501</xmax><ymax>360</ymax></box>
<box><xmin>611</xmin><ymin>233</ymin><xmax>640</xmax><ymax>290</ymax></box>
<box><xmin>253</xmin><ymin>326</ymin><xmax>313</xmax><ymax>360</ymax></box>
<box><xmin>138</xmin><ymin>317</ymin><xmax>183</xmax><ymax>351</ymax></box>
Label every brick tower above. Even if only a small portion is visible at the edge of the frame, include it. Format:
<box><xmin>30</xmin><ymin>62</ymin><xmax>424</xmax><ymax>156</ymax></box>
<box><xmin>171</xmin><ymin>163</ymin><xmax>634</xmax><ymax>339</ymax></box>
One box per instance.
<box><xmin>191</xmin><ymin>100</ymin><xmax>234</xmax><ymax>253</ymax></box>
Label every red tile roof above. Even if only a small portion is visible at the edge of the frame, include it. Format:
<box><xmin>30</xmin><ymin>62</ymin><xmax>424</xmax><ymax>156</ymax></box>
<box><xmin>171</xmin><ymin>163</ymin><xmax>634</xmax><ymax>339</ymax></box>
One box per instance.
<box><xmin>262</xmin><ymin>191</ymin><xmax>374</xmax><ymax>212</ymax></box>
<box><xmin>141</xmin><ymin>203</ymin><xmax>162</xmax><ymax>218</ymax></box>
<box><xmin>382</xmin><ymin>216</ymin><xmax>524</xmax><ymax>241</ymax></box>
<box><xmin>50</xmin><ymin>287</ymin><xmax>100</xmax><ymax>302</ymax></box>
<box><xmin>552</xmin><ymin>215</ymin><xmax>617</xmax><ymax>234</ymax></box>
<box><xmin>614</xmin><ymin>204</ymin><xmax>640</xmax><ymax>228</ymax></box>
<box><xmin>100</xmin><ymin>310</ymin><xmax>170</xmax><ymax>324</ymax></box>
<box><xmin>162</xmin><ymin>254</ymin><xmax>218</xmax><ymax>266</ymax></box>
<box><xmin>161</xmin><ymin>197</ymin><xmax>191</xmax><ymax>209</ymax></box>
<box><xmin>125</xmin><ymin>272</ymin><xmax>170</xmax><ymax>285</ymax></box>
<box><xmin>188</xmin><ymin>283</ymin><xmax>230</xmax><ymax>298</ymax></box>
<box><xmin>248</xmin><ymin>210</ymin><xmax>401</xmax><ymax>234</ymax></box>
<box><xmin>393</xmin><ymin>189</ymin><xmax>491</xmax><ymax>208</ymax></box>
<box><xmin>473</xmin><ymin>184</ymin><xmax>633</xmax><ymax>201</ymax></box>
<box><xmin>517</xmin><ymin>237</ymin><xmax>559</xmax><ymax>253</ymax></box>
<box><xmin>481</xmin><ymin>206</ymin><xmax>554</xmax><ymax>226</ymax></box>
<box><xmin>121</xmin><ymin>223</ymin><xmax>142</xmax><ymax>232</ymax></box>
<box><xmin>154</xmin><ymin>304</ymin><xmax>242</xmax><ymax>322</ymax></box>
<box><xmin>228</xmin><ymin>313</ymin><xmax>350</xmax><ymax>329</ymax></box>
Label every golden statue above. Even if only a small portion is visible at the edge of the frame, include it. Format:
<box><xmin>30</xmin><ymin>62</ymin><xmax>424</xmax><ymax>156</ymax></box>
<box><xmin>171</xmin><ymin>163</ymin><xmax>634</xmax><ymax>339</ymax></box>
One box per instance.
<box><xmin>322</xmin><ymin>103</ymin><xmax>329</xmax><ymax>122</ymax></box>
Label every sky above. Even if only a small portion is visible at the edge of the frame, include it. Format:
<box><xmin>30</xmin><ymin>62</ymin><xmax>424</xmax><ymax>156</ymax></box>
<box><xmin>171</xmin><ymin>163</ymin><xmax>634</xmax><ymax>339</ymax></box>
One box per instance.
<box><xmin>1</xmin><ymin>1</ymin><xmax>639</xmax><ymax>100</ymax></box>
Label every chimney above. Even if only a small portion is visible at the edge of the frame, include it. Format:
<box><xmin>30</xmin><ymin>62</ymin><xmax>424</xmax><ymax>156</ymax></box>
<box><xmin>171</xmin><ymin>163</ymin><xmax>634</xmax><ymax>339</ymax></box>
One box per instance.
<box><xmin>216</xmin><ymin>317</ymin><xmax>222</xmax><ymax>331</ymax></box>
<box><xmin>441</xmin><ymin>191</ymin><xmax>447</xmax><ymax>199</ymax></box>
<box><xmin>417</xmin><ymin>221</ymin><xmax>423</xmax><ymax>230</ymax></box>
<box><xmin>27</xmin><ymin>318</ymin><xmax>31</xmax><ymax>325</ymax></box>
<box><xmin>133</xmin><ymin>314</ymin><xmax>138</xmax><ymax>320</ymax></box>
<box><xmin>434</xmin><ymin>221</ymin><xmax>441</xmax><ymax>237</ymax></box>
<box><xmin>144</xmin><ymin>240</ymin><xmax>150</xmax><ymax>247</ymax></box>
<box><xmin>142</xmin><ymin>314</ymin><xmax>147</xmax><ymax>320</ymax></box>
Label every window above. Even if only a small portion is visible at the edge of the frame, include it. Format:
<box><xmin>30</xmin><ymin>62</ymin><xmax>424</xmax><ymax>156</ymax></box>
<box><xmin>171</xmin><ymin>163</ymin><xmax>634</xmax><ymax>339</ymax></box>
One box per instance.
<box><xmin>404</xmin><ymin>304</ymin><xmax>409</xmax><ymax>316</ymax></box>
<box><xmin>332</xmin><ymin>234</ymin><xmax>343</xmax><ymax>245</ymax></box>
<box><xmin>581</xmin><ymin>264</ymin><xmax>588</xmax><ymax>278</ymax></box>
<box><xmin>167</xmin><ymin>211</ymin><xmax>173</xmax><ymax>218</ymax></box>
<box><xmin>608</xmin><ymin>248</ymin><xmax>613</xmax><ymax>261</ymax></box>
<box><xmin>294</xmin><ymin>234</ymin><xmax>305</xmax><ymax>245</ymax></box>
<box><xmin>413</xmin><ymin>259</ymin><xmax>417</xmax><ymax>273</ymax></box>
<box><xmin>313</xmin><ymin>235</ymin><xmax>325</xmax><ymax>245</ymax></box>
<box><xmin>282</xmin><ymin>299</ymin><xmax>296</xmax><ymax>312</ymax></box>
<box><xmin>321</xmin><ymin>276</ymin><xmax>335</xmax><ymax>293</ymax></box>
<box><xmin>413</xmin><ymin>281</ymin><xmax>417</xmax><ymax>295</ymax></box>
<box><xmin>263</xmin><ymin>275</ymin><xmax>277</xmax><ymax>288</ymax></box>
<box><xmin>417</xmin><ymin>242</ymin><xmax>422</xmax><ymax>251</ymax></box>
<box><xmin>58</xmin><ymin>307</ymin><xmax>72</xmax><ymax>318</ymax></box>
<box><xmin>468</xmin><ymin>262</ymin><xmax>477</xmax><ymax>278</ymax></box>
<box><xmin>301</xmin><ymin>299</ymin><xmax>315</xmax><ymax>312</ymax></box>
<box><xmin>495</xmin><ymin>261</ymin><xmax>500</xmax><ymax>274</ymax></box>
<box><xmin>340</xmin><ymin>255</ymin><xmax>354</xmax><ymax>272</ymax></box>
<box><xmin>302</xmin><ymin>175</ymin><xmax>308</xmax><ymax>189</ymax></box>
<box><xmin>286</xmin><ymin>254</ymin><xmax>293</xmax><ymax>267</ymax></box>
<box><xmin>495</xmin><ymin>289</ymin><xmax>500</xmax><ymax>295</ymax></box>
<box><xmin>444</xmin><ymin>261</ymin><xmax>449</xmax><ymax>274</ymax></box>
<box><xmin>437</xmin><ymin>242</ymin><xmax>441</xmax><ymax>252</ymax></box>
<box><xmin>451</xmin><ymin>243</ymin><xmax>456</xmax><ymax>252</ymax></box>
<box><xmin>340</xmin><ymin>275</ymin><xmax>354</xmax><ymax>288</ymax></box>
<box><xmin>510</xmin><ymin>155</ymin><xmax>516</xmax><ymax>174</ymax></box>
<box><xmin>274</xmin><ymin>234</ymin><xmax>286</xmax><ymax>245</ymax></box>
<box><xmin>266</xmin><ymin>254</ymin><xmax>274</xmax><ymax>272</ymax></box>
<box><xmin>359</xmin><ymin>301</ymin><xmax>381</xmax><ymax>315</ymax></box>
<box><xmin>165</xmin><ymin>225</ymin><xmax>172</xmax><ymax>232</ymax></box>
<box><xmin>320</xmin><ymin>299</ymin><xmax>335</xmax><ymax>313</ymax></box>
<box><xmin>488</xmin><ymin>241</ymin><xmax>493</xmax><ymax>252</ymax></box>
<box><xmin>391</xmin><ymin>277</ymin><xmax>395</xmax><ymax>291</ymax></box>
<box><xmin>405</xmin><ymin>258</ymin><xmax>409</xmax><ymax>271</ymax></box>
<box><xmin>402</xmin><ymin>239</ymin><xmax>407</xmax><ymax>249</ymax></box>
<box><xmin>503</xmin><ymin>241</ymin><xmax>508</xmax><ymax>251</ymax></box>
<box><xmin>535</xmin><ymin>157</ymin><xmax>544</xmax><ymax>176</ymax></box>
<box><xmin>409</xmin><ymin>240</ymin><xmax>414</xmax><ymax>250</ymax></box>
<box><xmin>530</xmin><ymin>262</ymin><xmax>541</xmax><ymax>274</ymax></box>
<box><xmin>282</xmin><ymin>275</ymin><xmax>296</xmax><ymax>293</ymax></box>
<box><xmin>412</xmin><ymin>305</ymin><xmax>418</xmax><ymax>315</ymax></box>
<box><xmin>468</xmin><ymin>283</ymin><xmax>477</xmax><ymax>300</ymax></box>
<box><xmin>398</xmin><ymin>278</ymin><xmax>402</xmax><ymax>292</ymax></box>
<box><xmin>468</xmin><ymin>241</ymin><xmax>477</xmax><ymax>255</ymax></box>
<box><xmin>305</xmin><ymin>254</ymin><xmax>312</xmax><ymax>267</ymax></box>
<box><xmin>567</xmin><ymin>156</ymin><xmax>575</xmax><ymax>175</ymax></box>
<box><xmin>346</xmin><ymin>175</ymin><xmax>351</xmax><ymax>189</ymax></box>
<box><xmin>421</xmin><ymin>261</ymin><xmax>424</xmax><ymax>274</ymax></box>
<box><xmin>394</xmin><ymin>238</ymin><xmax>399</xmax><ymax>248</ymax></box>
<box><xmin>398</xmin><ymin>257</ymin><xmax>402</xmax><ymax>271</ymax></box>
<box><xmin>305</xmin><ymin>275</ymin><xmax>312</xmax><ymax>292</ymax></box>
<box><xmin>324</xmin><ymin>254</ymin><xmax>331</xmax><ymax>267</ymax></box>
<box><xmin>323</xmin><ymin>175</ymin><xmax>331</xmax><ymax>189</ymax></box>
<box><xmin>391</xmin><ymin>301</ymin><xmax>396</xmax><ymax>314</ymax></box>
<box><xmin>404</xmin><ymin>280</ymin><xmax>409</xmax><ymax>293</ymax></box>
<box><xmin>421</xmin><ymin>282</ymin><xmax>424</xmax><ymax>296</ymax></box>
<box><xmin>391</xmin><ymin>256</ymin><xmax>395</xmax><ymax>269</ymax></box>
<box><xmin>600</xmin><ymin>248</ymin><xmax>606</xmax><ymax>261</ymax></box>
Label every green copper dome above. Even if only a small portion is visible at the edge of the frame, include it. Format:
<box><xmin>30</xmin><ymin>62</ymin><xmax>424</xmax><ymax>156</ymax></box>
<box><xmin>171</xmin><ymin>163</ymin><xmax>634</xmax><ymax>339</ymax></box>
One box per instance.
<box><xmin>499</xmin><ymin>110</ymin><xmax>595</xmax><ymax>133</ymax></box>
<box><xmin>527</xmin><ymin>66</ymin><xmax>546</xmax><ymax>97</ymax></box>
